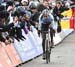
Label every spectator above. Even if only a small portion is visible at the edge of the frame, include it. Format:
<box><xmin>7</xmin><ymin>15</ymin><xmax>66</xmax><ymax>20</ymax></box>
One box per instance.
<box><xmin>20</xmin><ymin>0</ymin><xmax>29</xmax><ymax>10</ymax></box>
<box><xmin>29</xmin><ymin>2</ymin><xmax>40</xmax><ymax>29</ymax></box>
<box><xmin>9</xmin><ymin>10</ymin><xmax>26</xmax><ymax>41</ymax></box>
<box><xmin>37</xmin><ymin>0</ymin><xmax>49</xmax><ymax>12</ymax></box>
<box><xmin>0</xmin><ymin>10</ymin><xmax>14</xmax><ymax>44</ymax></box>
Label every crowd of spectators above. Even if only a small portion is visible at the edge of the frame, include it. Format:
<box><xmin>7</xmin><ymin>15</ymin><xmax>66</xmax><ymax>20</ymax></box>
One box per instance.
<box><xmin>0</xmin><ymin>0</ymin><xmax>75</xmax><ymax>45</ymax></box>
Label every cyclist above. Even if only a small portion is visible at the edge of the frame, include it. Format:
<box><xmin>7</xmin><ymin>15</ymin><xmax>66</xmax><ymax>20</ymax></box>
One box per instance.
<box><xmin>38</xmin><ymin>9</ymin><xmax>55</xmax><ymax>59</ymax></box>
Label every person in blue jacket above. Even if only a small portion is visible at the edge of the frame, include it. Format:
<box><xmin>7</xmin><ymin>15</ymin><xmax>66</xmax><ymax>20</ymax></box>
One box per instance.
<box><xmin>39</xmin><ymin>9</ymin><xmax>55</xmax><ymax>59</ymax></box>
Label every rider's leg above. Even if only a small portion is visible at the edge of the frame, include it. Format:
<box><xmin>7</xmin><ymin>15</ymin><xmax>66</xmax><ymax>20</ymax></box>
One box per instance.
<box><xmin>42</xmin><ymin>39</ymin><xmax>45</xmax><ymax>54</ymax></box>
<box><xmin>41</xmin><ymin>32</ymin><xmax>46</xmax><ymax>59</ymax></box>
<box><xmin>50</xmin><ymin>28</ymin><xmax>54</xmax><ymax>48</ymax></box>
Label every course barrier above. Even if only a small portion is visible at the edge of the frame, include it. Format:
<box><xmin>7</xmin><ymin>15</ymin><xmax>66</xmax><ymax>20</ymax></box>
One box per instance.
<box><xmin>0</xmin><ymin>9</ymin><xmax>74</xmax><ymax>67</ymax></box>
<box><xmin>0</xmin><ymin>27</ymin><xmax>74</xmax><ymax>67</ymax></box>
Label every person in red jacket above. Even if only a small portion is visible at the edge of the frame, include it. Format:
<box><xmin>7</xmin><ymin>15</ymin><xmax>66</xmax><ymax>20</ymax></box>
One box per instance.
<box><xmin>70</xmin><ymin>0</ymin><xmax>75</xmax><ymax>29</ymax></box>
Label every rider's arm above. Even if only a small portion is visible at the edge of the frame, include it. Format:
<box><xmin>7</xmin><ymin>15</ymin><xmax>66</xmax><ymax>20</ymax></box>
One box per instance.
<box><xmin>38</xmin><ymin>13</ymin><xmax>43</xmax><ymax>31</ymax></box>
<box><xmin>49</xmin><ymin>14</ymin><xmax>55</xmax><ymax>30</ymax></box>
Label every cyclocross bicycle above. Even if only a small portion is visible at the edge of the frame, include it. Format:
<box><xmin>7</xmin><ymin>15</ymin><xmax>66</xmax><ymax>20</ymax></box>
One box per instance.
<box><xmin>45</xmin><ymin>29</ymin><xmax>52</xmax><ymax>64</ymax></box>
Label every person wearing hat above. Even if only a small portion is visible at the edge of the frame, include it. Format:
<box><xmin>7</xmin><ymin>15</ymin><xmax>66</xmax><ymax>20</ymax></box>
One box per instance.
<box><xmin>20</xmin><ymin>10</ymin><xmax>34</xmax><ymax>32</ymax></box>
<box><xmin>19</xmin><ymin>0</ymin><xmax>29</xmax><ymax>10</ymax></box>
<box><xmin>21</xmin><ymin>0</ymin><xmax>28</xmax><ymax>6</ymax></box>
<box><xmin>17</xmin><ymin>0</ymin><xmax>29</xmax><ymax>17</ymax></box>
<box><xmin>29</xmin><ymin>2</ymin><xmax>40</xmax><ymax>29</ymax></box>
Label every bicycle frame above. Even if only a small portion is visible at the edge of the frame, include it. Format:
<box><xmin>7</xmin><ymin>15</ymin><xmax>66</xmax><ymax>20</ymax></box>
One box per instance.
<box><xmin>45</xmin><ymin>29</ymin><xmax>51</xmax><ymax>64</ymax></box>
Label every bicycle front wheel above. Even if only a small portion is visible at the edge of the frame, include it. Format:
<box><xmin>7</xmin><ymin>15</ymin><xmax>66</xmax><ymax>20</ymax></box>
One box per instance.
<box><xmin>45</xmin><ymin>40</ymin><xmax>50</xmax><ymax>64</ymax></box>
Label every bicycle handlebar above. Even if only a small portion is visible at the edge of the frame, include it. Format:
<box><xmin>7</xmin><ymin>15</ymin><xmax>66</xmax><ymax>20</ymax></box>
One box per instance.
<box><xmin>40</xmin><ymin>29</ymin><xmax>51</xmax><ymax>33</ymax></box>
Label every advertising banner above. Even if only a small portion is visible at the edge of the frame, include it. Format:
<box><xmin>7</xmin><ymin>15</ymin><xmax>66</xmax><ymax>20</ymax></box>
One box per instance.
<box><xmin>2</xmin><ymin>43</ymin><xmax>22</xmax><ymax>67</ymax></box>
<box><xmin>0</xmin><ymin>42</ymin><xmax>13</xmax><ymax>67</ymax></box>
